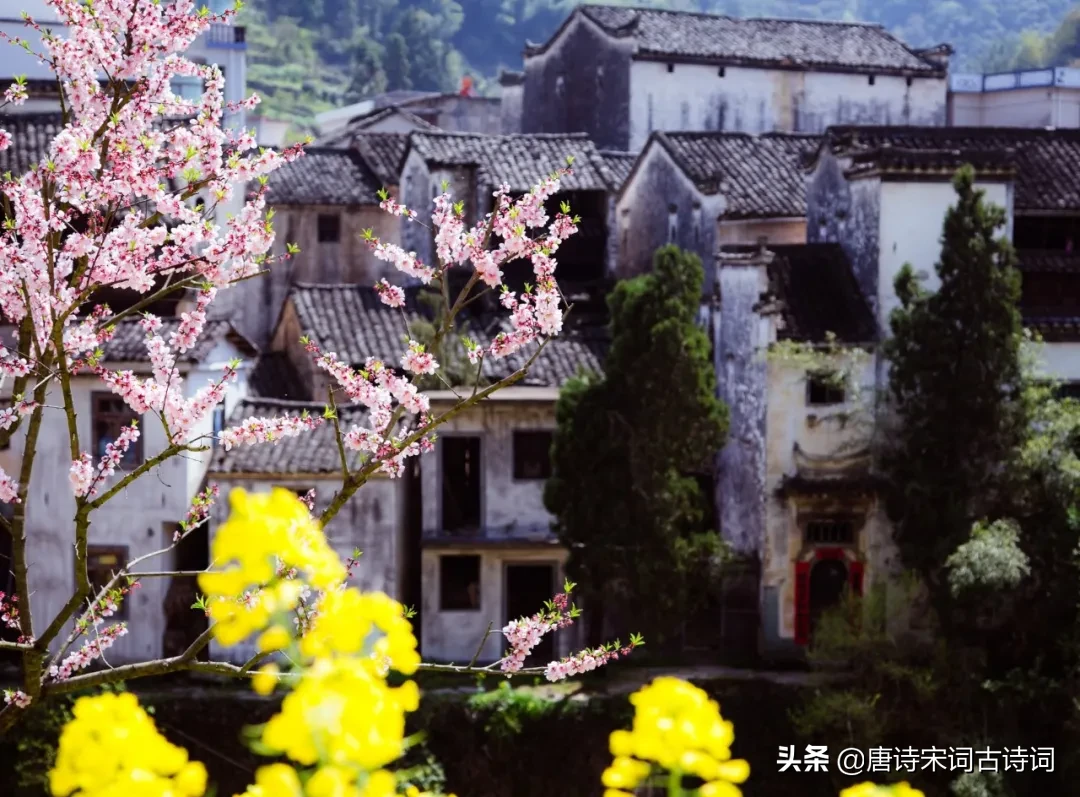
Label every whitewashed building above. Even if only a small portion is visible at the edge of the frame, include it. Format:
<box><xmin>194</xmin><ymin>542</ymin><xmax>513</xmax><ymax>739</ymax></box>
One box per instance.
<box><xmin>519</xmin><ymin>5</ymin><xmax>950</xmax><ymax>152</ymax></box>
<box><xmin>948</xmin><ymin>68</ymin><xmax>1080</xmax><ymax>129</ymax></box>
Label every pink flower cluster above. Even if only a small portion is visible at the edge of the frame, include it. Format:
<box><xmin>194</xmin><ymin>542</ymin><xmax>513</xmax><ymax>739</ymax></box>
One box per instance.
<box><xmin>47</xmin><ymin>623</ymin><xmax>129</xmax><ymax>681</ymax></box>
<box><xmin>0</xmin><ymin>590</ymin><xmax>28</xmax><ymax>643</ymax></box>
<box><xmin>401</xmin><ymin>340</ymin><xmax>439</xmax><ymax>376</ymax></box>
<box><xmin>176</xmin><ymin>484</ymin><xmax>220</xmax><ymax>541</ymax></box>
<box><xmin>2</xmin><ymin>689</ymin><xmax>30</xmax><ymax>709</ymax></box>
<box><xmin>544</xmin><ymin>641</ymin><xmax>638</xmax><ymax>683</ymax></box>
<box><xmin>501</xmin><ymin>590</ymin><xmax>576</xmax><ymax>674</ymax></box>
<box><xmin>70</xmin><ymin>422</ymin><xmax>141</xmax><ymax>499</ymax></box>
<box><xmin>374</xmin><ymin>278</ymin><xmax>405</xmax><ymax>308</ymax></box>
<box><xmin>218</xmin><ymin>413</ymin><xmax>323</xmax><ymax>450</ymax></box>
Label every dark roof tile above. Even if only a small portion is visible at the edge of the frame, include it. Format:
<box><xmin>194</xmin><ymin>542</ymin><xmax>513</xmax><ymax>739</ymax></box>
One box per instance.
<box><xmin>247</xmin><ymin>352</ymin><xmax>312</xmax><ymax>401</ymax></box>
<box><xmin>265</xmin><ymin>147</ymin><xmax>381</xmax><ymax>206</ymax></box>
<box><xmin>408</xmin><ymin>132</ymin><xmax>616</xmax><ymax>192</ymax></box>
<box><xmin>209</xmin><ymin>398</ymin><xmax>365</xmax><ymax>475</ymax></box>
<box><xmin>530</xmin><ymin>6</ymin><xmax>942</xmax><ymax>74</ymax></box>
<box><xmin>599</xmin><ymin>150</ymin><xmax>636</xmax><ymax>191</ymax></box>
<box><xmin>657</xmin><ymin>132</ymin><xmax>819</xmax><ymax>218</ymax></box>
<box><xmin>818</xmin><ymin>127</ymin><xmax>1080</xmax><ymax>212</ymax></box>
<box><xmin>0</xmin><ymin>113</ymin><xmax>63</xmax><ymax>175</ymax></box>
<box><xmin>102</xmin><ymin>318</ymin><xmax>256</xmax><ymax>364</ymax></box>
<box><xmin>351</xmin><ymin>133</ymin><xmax>410</xmax><ymax>187</ymax></box>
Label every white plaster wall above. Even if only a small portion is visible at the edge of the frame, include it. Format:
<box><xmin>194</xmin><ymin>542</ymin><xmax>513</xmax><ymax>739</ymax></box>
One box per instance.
<box><xmin>949</xmin><ymin>88</ymin><xmax>1080</xmax><ymax>129</ymax></box>
<box><xmin>18</xmin><ymin>353</ymin><xmax>248</xmax><ymax>664</ymax></box>
<box><xmin>877</xmin><ymin>180</ymin><xmax>1013</xmax><ymax>335</ymax></box>
<box><xmin>358</xmin><ymin>114</ymin><xmax>429</xmax><ymax>134</ymax></box>
<box><xmin>420</xmin><ymin>545</ymin><xmax>574</xmax><ymax>662</ymax></box>
<box><xmin>419</xmin><ymin>399</ymin><xmax>557</xmax><ymax>537</ymax></box>
<box><xmin>628</xmin><ymin>62</ymin><xmax>946</xmax><ymax>151</ymax></box>
<box><xmin>207</xmin><ymin>474</ymin><xmax>406</xmax><ymax>665</ymax></box>
<box><xmin>762</xmin><ymin>358</ymin><xmax>899</xmax><ymax>641</ymax></box>
<box><xmin>717</xmin><ymin>218</ymin><xmax>806</xmax><ymax>246</ymax></box>
<box><xmin>1032</xmin><ymin>342</ymin><xmax>1080</xmax><ymax>382</ymax></box>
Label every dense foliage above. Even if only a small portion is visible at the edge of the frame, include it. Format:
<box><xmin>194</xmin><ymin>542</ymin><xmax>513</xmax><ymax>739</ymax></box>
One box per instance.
<box><xmin>238</xmin><ymin>0</ymin><xmax>1077</xmax><ymax>135</ymax></box>
<box><xmin>795</xmin><ymin>168</ymin><xmax>1080</xmax><ymax>796</ymax></box>
<box><xmin>545</xmin><ymin>245</ymin><xmax>729</xmax><ymax>648</ymax></box>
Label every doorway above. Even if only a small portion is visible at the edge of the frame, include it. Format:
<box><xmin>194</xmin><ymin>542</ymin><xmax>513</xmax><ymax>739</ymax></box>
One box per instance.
<box><xmin>505</xmin><ymin>563</ymin><xmax>556</xmax><ymax>666</ymax></box>
<box><xmin>809</xmin><ymin>558</ymin><xmax>849</xmax><ymax>634</ymax></box>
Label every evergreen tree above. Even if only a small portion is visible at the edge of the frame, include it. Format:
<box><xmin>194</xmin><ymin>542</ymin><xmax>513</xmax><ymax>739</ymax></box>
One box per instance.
<box><xmin>384</xmin><ymin>33</ymin><xmax>412</xmax><ymax>91</ymax></box>
<box><xmin>545</xmin><ymin>246</ymin><xmax>729</xmax><ymax>647</ymax></box>
<box><xmin>883</xmin><ymin>166</ymin><xmax>1027</xmax><ymax>617</ymax></box>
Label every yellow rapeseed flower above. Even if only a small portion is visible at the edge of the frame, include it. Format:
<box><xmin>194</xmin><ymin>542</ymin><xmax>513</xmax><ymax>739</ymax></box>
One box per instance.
<box><xmin>49</xmin><ymin>692</ymin><xmax>207</xmax><ymax>797</ymax></box>
<box><xmin>261</xmin><ymin>656</ymin><xmax>420</xmax><ymax>770</ymax></box>
<box><xmin>301</xmin><ymin>588</ymin><xmax>420</xmax><ymax>675</ymax></box>
<box><xmin>840</xmin><ymin>784</ymin><xmax>925</xmax><ymax>797</ymax></box>
<box><xmin>235</xmin><ymin>763</ymin><xmax>303</xmax><ymax>797</ymax></box>
<box><xmin>605</xmin><ymin>677</ymin><xmax>749</xmax><ymax>797</ymax></box>
<box><xmin>200</xmin><ymin>488</ymin><xmax>346</xmax><ymax>646</ymax></box>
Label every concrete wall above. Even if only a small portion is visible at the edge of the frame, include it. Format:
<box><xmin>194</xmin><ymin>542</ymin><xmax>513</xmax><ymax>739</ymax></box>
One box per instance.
<box><xmin>521</xmin><ymin>13</ymin><xmax>634</xmax><ymax>151</ymax></box>
<box><xmin>718</xmin><ymin>218</ymin><xmax>807</xmax><ymax>247</ymax></box>
<box><xmin>614</xmin><ymin>143</ymin><xmax>724</xmax><ymax>291</ymax></box>
<box><xmin>949</xmin><ymin>87</ymin><xmax>1080</xmax><ymax>129</ymax></box>
<box><xmin>499</xmin><ymin>81</ymin><xmax>523</xmax><ymax>134</ymax></box>
<box><xmin>18</xmin><ymin>343</ymin><xmax>249</xmax><ymax>664</ymax></box>
<box><xmin>1032</xmin><ymin>342</ymin><xmax>1080</xmax><ymax>382</ymax></box>
<box><xmin>628</xmin><ymin>62</ymin><xmax>946</xmax><ymax>152</ymax></box>
<box><xmin>420</xmin><ymin>545</ymin><xmax>574</xmax><ymax>662</ymax></box>
<box><xmin>419</xmin><ymin>398</ymin><xmax>557</xmax><ymax>537</ymax></box>
<box><xmin>207</xmin><ymin>474</ymin><xmax>405</xmax><ymax>664</ymax></box>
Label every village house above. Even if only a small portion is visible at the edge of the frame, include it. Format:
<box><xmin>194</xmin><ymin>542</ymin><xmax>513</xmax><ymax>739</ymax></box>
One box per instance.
<box><xmin>615</xmin><ymin>131</ymin><xmax>818</xmax><ymax>290</ymax></box>
<box><xmin>948</xmin><ymin>67</ymin><xmax>1080</xmax><ymax>129</ymax></box>
<box><xmin>0</xmin><ymin>313</ymin><xmax>256</xmax><ymax>663</ymax></box>
<box><xmin>519</xmin><ymin>4</ymin><xmax>950</xmax><ymax>152</ymax></box>
<box><xmin>316</xmin><ymin>87</ymin><xmax>503</xmax><ymax>142</ymax></box>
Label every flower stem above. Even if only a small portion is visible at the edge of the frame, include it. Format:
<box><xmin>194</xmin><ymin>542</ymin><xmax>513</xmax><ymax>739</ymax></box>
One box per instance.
<box><xmin>667</xmin><ymin>767</ymin><xmax>682</xmax><ymax>797</ymax></box>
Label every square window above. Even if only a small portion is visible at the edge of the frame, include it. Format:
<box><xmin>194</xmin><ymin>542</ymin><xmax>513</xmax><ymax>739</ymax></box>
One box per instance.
<box><xmin>440</xmin><ymin>555</ymin><xmax>481</xmax><ymax>610</ymax></box>
<box><xmin>87</xmin><ymin>545</ymin><xmax>130</xmax><ymax>620</ymax></box>
<box><xmin>513</xmin><ymin>431</ymin><xmax>553</xmax><ymax>480</ymax></box>
<box><xmin>317</xmin><ymin>213</ymin><xmax>341</xmax><ymax>243</ymax></box>
<box><xmin>211</xmin><ymin>401</ymin><xmax>226</xmax><ymax>448</ymax></box>
<box><xmin>806</xmin><ymin>372</ymin><xmax>846</xmax><ymax>406</ymax></box>
<box><xmin>805</xmin><ymin>519</ymin><xmax>855</xmax><ymax>544</ymax></box>
<box><xmin>92</xmin><ymin>392</ymin><xmax>143</xmax><ymax>466</ymax></box>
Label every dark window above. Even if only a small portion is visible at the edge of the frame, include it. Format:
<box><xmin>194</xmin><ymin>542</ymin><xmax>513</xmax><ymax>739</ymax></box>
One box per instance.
<box><xmin>513</xmin><ymin>431</ymin><xmax>553</xmax><ymax>480</ymax></box>
<box><xmin>718</xmin><ymin>67</ymin><xmax>726</xmax><ymax>77</ymax></box>
<box><xmin>1057</xmin><ymin>382</ymin><xmax>1080</xmax><ymax>400</ymax></box>
<box><xmin>440</xmin><ymin>555</ymin><xmax>480</xmax><ymax>610</ymax></box>
<box><xmin>87</xmin><ymin>545</ymin><xmax>130</xmax><ymax>620</ymax></box>
<box><xmin>905</xmin><ymin>76</ymin><xmax>913</xmax><ymax>87</ymax></box>
<box><xmin>807</xmin><ymin>372</ymin><xmax>846</xmax><ymax>406</ymax></box>
<box><xmin>211</xmin><ymin>401</ymin><xmax>226</xmax><ymax>448</ymax></box>
<box><xmin>868</xmin><ymin>75</ymin><xmax>876</xmax><ymax>86</ymax></box>
<box><xmin>666</xmin><ymin>63</ymin><xmax>675</xmax><ymax>73</ymax></box>
<box><xmin>92</xmin><ymin>393</ymin><xmax>143</xmax><ymax>466</ymax></box>
<box><xmin>805</xmin><ymin>519</ymin><xmax>856</xmax><ymax>545</ymax></box>
<box><xmin>317</xmin><ymin>213</ymin><xmax>341</xmax><ymax>243</ymax></box>
<box><xmin>442</xmin><ymin>437</ymin><xmax>482</xmax><ymax>532</ymax></box>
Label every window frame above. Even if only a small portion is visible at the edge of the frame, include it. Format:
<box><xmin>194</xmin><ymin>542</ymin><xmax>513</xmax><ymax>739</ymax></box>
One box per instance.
<box><xmin>439</xmin><ymin>554</ymin><xmax>482</xmax><ymax>611</ymax></box>
<box><xmin>806</xmin><ymin>371</ymin><xmax>846</xmax><ymax>407</ymax></box>
<box><xmin>317</xmin><ymin>213</ymin><xmax>342</xmax><ymax>244</ymax></box>
<box><xmin>512</xmin><ymin>430</ymin><xmax>554</xmax><ymax>481</ymax></box>
<box><xmin>91</xmin><ymin>392</ymin><xmax>144</xmax><ymax>466</ymax></box>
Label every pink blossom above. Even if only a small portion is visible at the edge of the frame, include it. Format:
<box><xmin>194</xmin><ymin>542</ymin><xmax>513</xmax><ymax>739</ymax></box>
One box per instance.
<box><xmin>47</xmin><ymin>623</ymin><xmax>129</xmax><ymax>681</ymax></box>
<box><xmin>0</xmin><ymin>129</ymin><xmax>9</xmax><ymax>152</ymax></box>
<box><xmin>3</xmin><ymin>690</ymin><xmax>30</xmax><ymax>709</ymax></box>
<box><xmin>374</xmin><ymin>279</ymin><xmax>405</xmax><ymax>308</ymax></box>
<box><xmin>401</xmin><ymin>340</ymin><xmax>439</xmax><ymax>376</ymax></box>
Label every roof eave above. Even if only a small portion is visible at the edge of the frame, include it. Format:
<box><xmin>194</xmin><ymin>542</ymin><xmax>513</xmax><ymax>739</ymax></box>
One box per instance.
<box><xmin>630</xmin><ymin>51</ymin><xmax>944</xmax><ymax>78</ymax></box>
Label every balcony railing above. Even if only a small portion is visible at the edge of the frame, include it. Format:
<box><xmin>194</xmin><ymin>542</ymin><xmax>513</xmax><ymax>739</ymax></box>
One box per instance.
<box><xmin>204</xmin><ymin>23</ymin><xmax>246</xmax><ymax>49</ymax></box>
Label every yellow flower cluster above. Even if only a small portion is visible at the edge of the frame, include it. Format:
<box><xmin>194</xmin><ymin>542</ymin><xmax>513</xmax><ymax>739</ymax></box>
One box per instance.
<box><xmin>199</xmin><ymin>488</ymin><xmax>346</xmax><ymax>646</ymax></box>
<box><xmin>602</xmin><ymin>677</ymin><xmax>750</xmax><ymax>797</ymax></box>
<box><xmin>49</xmin><ymin>692</ymin><xmax>207</xmax><ymax>797</ymax></box>
<box><xmin>262</xmin><ymin>656</ymin><xmax>420</xmax><ymax>769</ymax></box>
<box><xmin>300</xmin><ymin>588</ymin><xmax>421</xmax><ymax>675</ymax></box>
<box><xmin>236</xmin><ymin>765</ymin><xmax>457</xmax><ymax>797</ymax></box>
<box><xmin>840</xmin><ymin>784</ymin><xmax>925</xmax><ymax>797</ymax></box>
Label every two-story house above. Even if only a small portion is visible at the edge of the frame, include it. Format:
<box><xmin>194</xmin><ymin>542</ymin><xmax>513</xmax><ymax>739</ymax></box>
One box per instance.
<box><xmin>520</xmin><ymin>4</ymin><xmax>950</xmax><ymax>152</ymax></box>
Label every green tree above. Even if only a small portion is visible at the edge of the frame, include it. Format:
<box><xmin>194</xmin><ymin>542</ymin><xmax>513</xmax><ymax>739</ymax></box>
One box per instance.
<box><xmin>545</xmin><ymin>245</ymin><xmax>729</xmax><ymax>648</ymax></box>
<box><xmin>346</xmin><ymin>34</ymin><xmax>387</xmax><ymax>101</ymax></box>
<box><xmin>882</xmin><ymin>165</ymin><xmax>1027</xmax><ymax>619</ymax></box>
<box><xmin>384</xmin><ymin>32</ymin><xmax>412</xmax><ymax>91</ymax></box>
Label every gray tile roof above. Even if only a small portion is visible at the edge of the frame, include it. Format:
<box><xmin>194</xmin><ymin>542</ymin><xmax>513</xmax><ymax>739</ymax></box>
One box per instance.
<box><xmin>326</xmin><ymin>107</ymin><xmax>439</xmax><ymax>137</ymax></box>
<box><xmin>815</xmin><ymin>127</ymin><xmax>1080</xmax><ymax>213</ymax></box>
<box><xmin>0</xmin><ymin>113</ymin><xmax>63</xmax><ymax>176</ymax></box>
<box><xmin>599</xmin><ymin>150</ymin><xmax>637</xmax><ymax>191</ymax></box>
<box><xmin>653</xmin><ymin>132</ymin><xmax>819</xmax><ymax>218</ymax></box>
<box><xmin>288</xmin><ymin>283</ymin><xmax>606</xmax><ymax>386</ymax></box>
<box><xmin>351</xmin><ymin>133</ymin><xmax>410</xmax><ymax>187</ymax></box>
<box><xmin>209</xmin><ymin>398</ymin><xmax>365</xmax><ymax>475</ymax></box>
<box><xmin>528</xmin><ymin>5</ymin><xmax>942</xmax><ymax>75</ymax></box>
<box><xmin>264</xmin><ymin>147</ymin><xmax>382</xmax><ymax>206</ymax></box>
<box><xmin>1017</xmin><ymin>250</ymin><xmax>1080</xmax><ymax>274</ymax></box>
<box><xmin>407</xmin><ymin>132</ymin><xmax>617</xmax><ymax>192</ymax></box>
<box><xmin>101</xmin><ymin>318</ymin><xmax>256</xmax><ymax>364</ymax></box>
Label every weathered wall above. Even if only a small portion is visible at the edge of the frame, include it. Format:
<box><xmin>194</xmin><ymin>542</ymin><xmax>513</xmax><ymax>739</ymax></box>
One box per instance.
<box><xmin>521</xmin><ymin>13</ymin><xmax>634</xmax><ymax>150</ymax></box>
<box><xmin>400</xmin><ymin>154</ymin><xmax>478</xmax><ymax>273</ymax></box>
<box><xmin>207</xmin><ymin>474</ymin><xmax>405</xmax><ymax>664</ymax></box>
<box><xmin>759</xmin><ymin>358</ymin><xmax>898</xmax><ymax>652</ymax></box>
<box><xmin>878</xmin><ymin>180</ymin><xmax>1013</xmax><ymax>335</ymax></box>
<box><xmin>428</xmin><ymin>96</ymin><xmax>503</xmax><ymax>135</ymax></box>
<box><xmin>1034</xmin><ymin>341</ymin><xmax>1080</xmax><ymax>381</ymax></box>
<box><xmin>614</xmin><ymin>143</ymin><xmax>724</xmax><ymax>292</ymax></box>
<box><xmin>717</xmin><ymin>218</ymin><xmax>806</xmax><ymax>247</ymax></box>
<box><xmin>949</xmin><ymin>87</ymin><xmax>1080</xmax><ymax>129</ymax></box>
<box><xmin>419</xmin><ymin>399</ymin><xmax>556</xmax><ymax>537</ymax></box>
<box><xmin>499</xmin><ymin>82</ymin><xmax>524</xmax><ymax>134</ymax></box>
<box><xmin>714</xmin><ymin>259</ymin><xmax>771</xmax><ymax>555</ymax></box>
<box><xmin>628</xmin><ymin>62</ymin><xmax>947</xmax><ymax>152</ymax></box>
<box><xmin>357</xmin><ymin>114</ymin><xmax>428</xmax><ymax>134</ymax></box>
<box><xmin>419</xmin><ymin>545</ymin><xmax>574</xmax><ymax>662</ymax></box>
<box><xmin>19</xmin><ymin>345</ymin><xmax>249</xmax><ymax>663</ymax></box>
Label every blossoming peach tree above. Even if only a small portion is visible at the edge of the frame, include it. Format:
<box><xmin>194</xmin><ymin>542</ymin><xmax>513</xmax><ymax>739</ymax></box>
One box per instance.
<box><xmin>0</xmin><ymin>0</ymin><xmax>640</xmax><ymax>738</ymax></box>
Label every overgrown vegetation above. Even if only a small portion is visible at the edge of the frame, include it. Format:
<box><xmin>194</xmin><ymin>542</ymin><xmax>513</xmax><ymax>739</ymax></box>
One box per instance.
<box><xmin>545</xmin><ymin>245</ymin><xmax>729</xmax><ymax>649</ymax></box>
